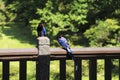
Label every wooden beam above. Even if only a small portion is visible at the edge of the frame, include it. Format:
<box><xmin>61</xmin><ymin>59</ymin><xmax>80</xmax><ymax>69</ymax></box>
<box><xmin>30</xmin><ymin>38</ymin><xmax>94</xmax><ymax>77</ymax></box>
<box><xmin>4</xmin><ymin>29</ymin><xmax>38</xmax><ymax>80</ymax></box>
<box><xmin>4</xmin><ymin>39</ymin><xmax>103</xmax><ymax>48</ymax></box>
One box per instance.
<box><xmin>50</xmin><ymin>48</ymin><xmax>120</xmax><ymax>55</ymax></box>
<box><xmin>0</xmin><ymin>48</ymin><xmax>120</xmax><ymax>56</ymax></box>
<box><xmin>0</xmin><ymin>48</ymin><xmax>120</xmax><ymax>60</ymax></box>
<box><xmin>0</xmin><ymin>48</ymin><xmax>38</xmax><ymax>56</ymax></box>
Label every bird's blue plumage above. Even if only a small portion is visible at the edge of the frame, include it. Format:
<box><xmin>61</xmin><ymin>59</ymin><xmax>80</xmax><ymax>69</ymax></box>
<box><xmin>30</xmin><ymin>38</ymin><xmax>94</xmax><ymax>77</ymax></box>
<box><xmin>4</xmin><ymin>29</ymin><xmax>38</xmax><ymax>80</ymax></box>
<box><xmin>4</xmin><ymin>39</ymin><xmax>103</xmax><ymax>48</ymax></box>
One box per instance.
<box><xmin>58</xmin><ymin>36</ymin><xmax>75</xmax><ymax>61</ymax></box>
<box><xmin>58</xmin><ymin>35</ymin><xmax>78</xmax><ymax>71</ymax></box>
<box><xmin>41</xmin><ymin>27</ymin><xmax>46</xmax><ymax>36</ymax></box>
<box><xmin>58</xmin><ymin>37</ymin><xmax>69</xmax><ymax>49</ymax></box>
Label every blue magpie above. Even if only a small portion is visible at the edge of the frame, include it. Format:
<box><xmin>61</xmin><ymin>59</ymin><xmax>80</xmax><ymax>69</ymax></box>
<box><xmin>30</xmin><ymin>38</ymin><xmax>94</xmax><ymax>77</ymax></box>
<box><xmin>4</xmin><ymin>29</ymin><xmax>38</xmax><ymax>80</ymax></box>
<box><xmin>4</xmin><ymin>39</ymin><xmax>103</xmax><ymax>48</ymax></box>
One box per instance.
<box><xmin>57</xmin><ymin>34</ymin><xmax>78</xmax><ymax>70</ymax></box>
<box><xmin>37</xmin><ymin>22</ymin><xmax>46</xmax><ymax>36</ymax></box>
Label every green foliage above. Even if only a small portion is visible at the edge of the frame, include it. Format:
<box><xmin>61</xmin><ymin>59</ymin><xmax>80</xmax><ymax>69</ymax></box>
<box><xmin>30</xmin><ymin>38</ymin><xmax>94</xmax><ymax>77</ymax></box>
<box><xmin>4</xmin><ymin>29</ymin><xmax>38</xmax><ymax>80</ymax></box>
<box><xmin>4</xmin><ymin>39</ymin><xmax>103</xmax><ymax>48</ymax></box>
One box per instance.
<box><xmin>0</xmin><ymin>0</ymin><xmax>6</xmax><ymax>22</ymax></box>
<box><xmin>0</xmin><ymin>0</ymin><xmax>6</xmax><ymax>39</ymax></box>
<box><xmin>0</xmin><ymin>0</ymin><xmax>16</xmax><ymax>22</ymax></box>
<box><xmin>0</xmin><ymin>12</ymin><xmax>6</xmax><ymax>22</ymax></box>
<box><xmin>0</xmin><ymin>0</ymin><xmax>120</xmax><ymax>79</ymax></box>
<box><xmin>82</xmin><ymin>60</ymin><xmax>89</xmax><ymax>76</ymax></box>
<box><xmin>6</xmin><ymin>0</ymin><xmax>36</xmax><ymax>22</ymax></box>
<box><xmin>30</xmin><ymin>0</ymin><xmax>88</xmax><ymax>38</ymax></box>
<box><xmin>84</xmin><ymin>19</ymin><xmax>120</xmax><ymax>47</ymax></box>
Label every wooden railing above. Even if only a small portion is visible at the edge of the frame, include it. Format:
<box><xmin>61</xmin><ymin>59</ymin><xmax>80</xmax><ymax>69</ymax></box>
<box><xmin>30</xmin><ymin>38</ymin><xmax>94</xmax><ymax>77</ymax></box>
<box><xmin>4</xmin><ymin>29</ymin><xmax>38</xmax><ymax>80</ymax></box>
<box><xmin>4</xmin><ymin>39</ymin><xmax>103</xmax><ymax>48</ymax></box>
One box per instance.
<box><xmin>51</xmin><ymin>48</ymin><xmax>120</xmax><ymax>80</ymax></box>
<box><xmin>0</xmin><ymin>37</ymin><xmax>120</xmax><ymax>80</ymax></box>
<box><xmin>0</xmin><ymin>48</ymin><xmax>120</xmax><ymax>80</ymax></box>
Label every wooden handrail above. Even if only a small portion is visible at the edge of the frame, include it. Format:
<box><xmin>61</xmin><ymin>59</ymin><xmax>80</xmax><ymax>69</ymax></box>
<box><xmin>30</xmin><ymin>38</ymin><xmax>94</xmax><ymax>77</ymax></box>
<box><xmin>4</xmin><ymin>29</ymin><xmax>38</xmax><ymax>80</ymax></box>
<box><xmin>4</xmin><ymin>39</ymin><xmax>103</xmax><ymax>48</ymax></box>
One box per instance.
<box><xmin>0</xmin><ymin>47</ymin><xmax>120</xmax><ymax>55</ymax></box>
<box><xmin>0</xmin><ymin>48</ymin><xmax>38</xmax><ymax>56</ymax></box>
<box><xmin>0</xmin><ymin>48</ymin><xmax>38</xmax><ymax>61</ymax></box>
<box><xmin>0</xmin><ymin>47</ymin><xmax>120</xmax><ymax>60</ymax></box>
<box><xmin>50</xmin><ymin>47</ymin><xmax>120</xmax><ymax>54</ymax></box>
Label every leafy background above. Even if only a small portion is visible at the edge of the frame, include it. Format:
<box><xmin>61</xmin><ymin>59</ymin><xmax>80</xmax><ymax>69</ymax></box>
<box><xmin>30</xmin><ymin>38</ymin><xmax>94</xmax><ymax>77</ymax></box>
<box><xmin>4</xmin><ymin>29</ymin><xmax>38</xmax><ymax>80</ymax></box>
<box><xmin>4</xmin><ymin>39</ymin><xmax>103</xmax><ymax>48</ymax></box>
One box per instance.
<box><xmin>0</xmin><ymin>0</ymin><xmax>120</xmax><ymax>80</ymax></box>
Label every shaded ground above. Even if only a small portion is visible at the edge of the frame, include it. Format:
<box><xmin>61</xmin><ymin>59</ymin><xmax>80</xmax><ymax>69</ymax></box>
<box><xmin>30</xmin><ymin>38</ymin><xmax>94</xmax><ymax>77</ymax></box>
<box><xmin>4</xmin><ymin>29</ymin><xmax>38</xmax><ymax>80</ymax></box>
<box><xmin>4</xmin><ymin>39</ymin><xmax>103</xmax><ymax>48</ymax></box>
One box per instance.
<box><xmin>2</xmin><ymin>23</ymin><xmax>36</xmax><ymax>45</ymax></box>
<box><xmin>0</xmin><ymin>23</ymin><xmax>37</xmax><ymax>48</ymax></box>
<box><xmin>0</xmin><ymin>23</ymin><xmax>89</xmax><ymax>48</ymax></box>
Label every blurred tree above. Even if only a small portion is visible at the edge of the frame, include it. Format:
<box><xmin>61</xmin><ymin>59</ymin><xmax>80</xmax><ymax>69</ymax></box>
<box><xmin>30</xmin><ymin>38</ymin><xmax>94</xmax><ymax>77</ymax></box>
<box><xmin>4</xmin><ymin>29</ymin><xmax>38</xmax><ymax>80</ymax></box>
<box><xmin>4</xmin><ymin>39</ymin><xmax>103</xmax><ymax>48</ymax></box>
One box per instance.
<box><xmin>30</xmin><ymin>0</ymin><xmax>88</xmax><ymax>37</ymax></box>
<box><xmin>84</xmin><ymin>19</ymin><xmax>120</xmax><ymax>47</ymax></box>
<box><xmin>1</xmin><ymin>0</ymin><xmax>120</xmax><ymax>47</ymax></box>
<box><xmin>87</xmin><ymin>0</ymin><xmax>120</xmax><ymax>24</ymax></box>
<box><xmin>0</xmin><ymin>0</ymin><xmax>8</xmax><ymax>22</ymax></box>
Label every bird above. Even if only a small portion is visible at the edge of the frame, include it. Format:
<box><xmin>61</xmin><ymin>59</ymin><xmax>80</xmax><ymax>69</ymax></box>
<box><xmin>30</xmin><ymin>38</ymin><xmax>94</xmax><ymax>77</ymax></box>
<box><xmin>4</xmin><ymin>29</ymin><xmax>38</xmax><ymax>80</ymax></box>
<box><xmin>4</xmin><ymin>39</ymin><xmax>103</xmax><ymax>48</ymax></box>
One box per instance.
<box><xmin>57</xmin><ymin>34</ymin><xmax>78</xmax><ymax>70</ymax></box>
<box><xmin>37</xmin><ymin>22</ymin><xmax>46</xmax><ymax>36</ymax></box>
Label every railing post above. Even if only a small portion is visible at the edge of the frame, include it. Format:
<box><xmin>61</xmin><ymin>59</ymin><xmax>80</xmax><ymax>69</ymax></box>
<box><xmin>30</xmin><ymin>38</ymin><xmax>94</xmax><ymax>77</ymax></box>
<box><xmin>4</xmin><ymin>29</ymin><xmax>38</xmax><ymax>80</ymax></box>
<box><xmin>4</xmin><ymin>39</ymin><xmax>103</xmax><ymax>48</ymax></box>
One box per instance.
<box><xmin>36</xmin><ymin>37</ymin><xmax>50</xmax><ymax>80</ymax></box>
<box><xmin>3</xmin><ymin>61</ymin><xmax>9</xmax><ymax>80</ymax></box>
<box><xmin>89</xmin><ymin>58</ymin><xmax>97</xmax><ymax>80</ymax></box>
<box><xmin>74</xmin><ymin>58</ymin><xmax>82</xmax><ymax>80</ymax></box>
<box><xmin>60</xmin><ymin>59</ymin><xmax>66</xmax><ymax>80</ymax></box>
<box><xmin>104</xmin><ymin>57</ymin><xmax>112</xmax><ymax>80</ymax></box>
<box><xmin>20</xmin><ymin>60</ymin><xmax>27</xmax><ymax>80</ymax></box>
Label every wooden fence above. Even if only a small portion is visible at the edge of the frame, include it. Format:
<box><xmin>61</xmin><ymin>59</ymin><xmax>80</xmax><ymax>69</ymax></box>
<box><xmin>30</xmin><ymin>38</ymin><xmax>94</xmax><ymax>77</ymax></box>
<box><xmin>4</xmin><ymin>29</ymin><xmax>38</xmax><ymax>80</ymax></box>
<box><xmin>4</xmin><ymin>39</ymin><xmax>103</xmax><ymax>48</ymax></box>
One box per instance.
<box><xmin>0</xmin><ymin>37</ymin><xmax>120</xmax><ymax>80</ymax></box>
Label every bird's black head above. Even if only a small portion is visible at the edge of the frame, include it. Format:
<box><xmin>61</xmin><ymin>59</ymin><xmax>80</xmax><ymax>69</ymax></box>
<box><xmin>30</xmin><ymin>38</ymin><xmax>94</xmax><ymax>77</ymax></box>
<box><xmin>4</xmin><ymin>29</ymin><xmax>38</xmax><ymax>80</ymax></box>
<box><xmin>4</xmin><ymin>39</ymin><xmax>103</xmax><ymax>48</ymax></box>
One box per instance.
<box><xmin>57</xmin><ymin>34</ymin><xmax>62</xmax><ymax>39</ymax></box>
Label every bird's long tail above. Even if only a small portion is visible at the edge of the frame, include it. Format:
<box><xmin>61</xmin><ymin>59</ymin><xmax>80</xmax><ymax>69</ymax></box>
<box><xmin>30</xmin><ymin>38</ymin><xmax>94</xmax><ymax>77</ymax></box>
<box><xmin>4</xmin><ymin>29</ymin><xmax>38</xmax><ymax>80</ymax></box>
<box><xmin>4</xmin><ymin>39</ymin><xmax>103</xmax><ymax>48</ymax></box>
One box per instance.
<box><xmin>66</xmin><ymin>47</ymin><xmax>78</xmax><ymax>71</ymax></box>
<box><xmin>67</xmin><ymin>52</ymin><xmax>78</xmax><ymax>71</ymax></box>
